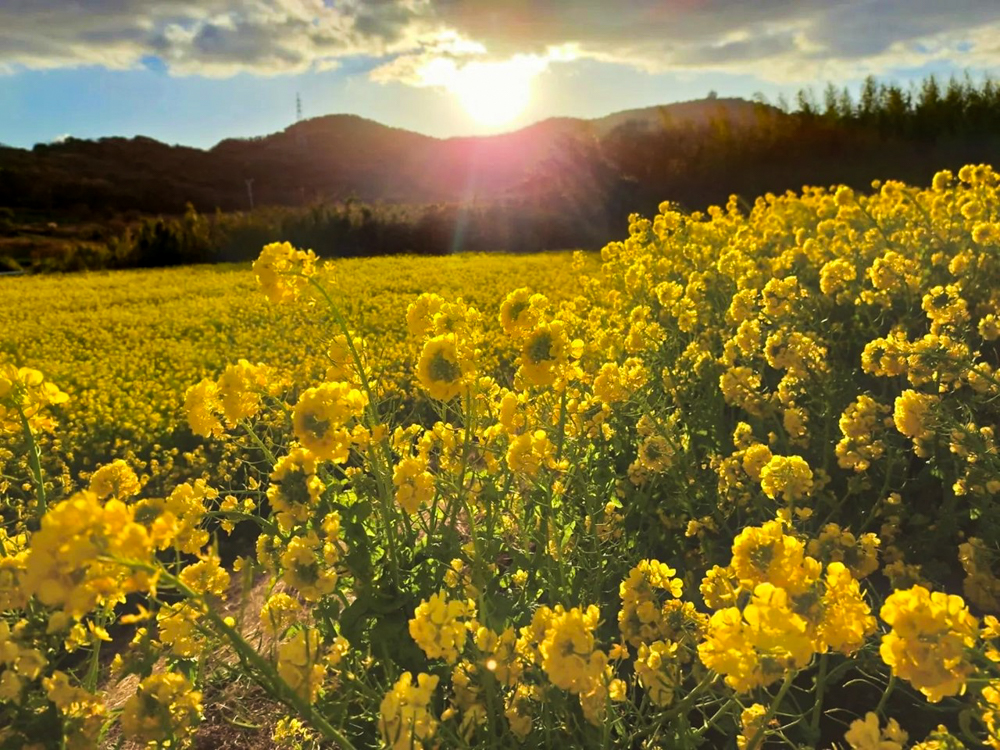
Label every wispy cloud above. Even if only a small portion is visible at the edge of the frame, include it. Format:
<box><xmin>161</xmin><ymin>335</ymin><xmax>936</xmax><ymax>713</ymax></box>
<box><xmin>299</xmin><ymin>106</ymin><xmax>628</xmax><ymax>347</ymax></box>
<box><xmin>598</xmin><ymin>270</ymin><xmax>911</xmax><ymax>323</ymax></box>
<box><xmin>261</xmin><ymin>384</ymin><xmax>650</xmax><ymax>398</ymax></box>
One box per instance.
<box><xmin>0</xmin><ymin>1</ymin><xmax>998</xmax><ymax>83</ymax></box>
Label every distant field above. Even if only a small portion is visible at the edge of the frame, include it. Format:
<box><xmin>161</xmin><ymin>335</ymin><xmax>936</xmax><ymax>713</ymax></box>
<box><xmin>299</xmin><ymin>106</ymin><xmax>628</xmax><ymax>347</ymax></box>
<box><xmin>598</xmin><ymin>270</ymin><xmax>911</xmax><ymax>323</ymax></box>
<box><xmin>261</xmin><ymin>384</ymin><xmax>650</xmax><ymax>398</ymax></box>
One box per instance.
<box><xmin>0</xmin><ymin>252</ymin><xmax>591</xmax><ymax>489</ymax></box>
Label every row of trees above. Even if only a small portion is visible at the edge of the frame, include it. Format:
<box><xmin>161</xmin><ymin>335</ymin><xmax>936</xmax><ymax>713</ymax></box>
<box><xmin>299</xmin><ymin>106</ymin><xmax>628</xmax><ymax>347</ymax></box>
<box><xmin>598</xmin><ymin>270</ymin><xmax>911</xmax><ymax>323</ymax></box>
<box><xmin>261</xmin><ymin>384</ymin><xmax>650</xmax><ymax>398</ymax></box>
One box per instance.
<box><xmin>603</xmin><ymin>73</ymin><xmax>1000</xmax><ymax>217</ymax></box>
<box><xmin>42</xmin><ymin>196</ymin><xmax>621</xmax><ymax>272</ymax></box>
<box><xmin>775</xmin><ymin>73</ymin><xmax>1000</xmax><ymax>140</ymax></box>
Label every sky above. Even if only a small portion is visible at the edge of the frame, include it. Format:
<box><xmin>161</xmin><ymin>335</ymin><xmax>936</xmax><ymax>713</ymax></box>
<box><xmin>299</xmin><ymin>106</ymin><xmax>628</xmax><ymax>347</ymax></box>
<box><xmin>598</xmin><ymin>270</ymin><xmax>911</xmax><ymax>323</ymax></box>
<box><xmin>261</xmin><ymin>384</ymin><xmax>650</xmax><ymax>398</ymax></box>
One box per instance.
<box><xmin>1</xmin><ymin>0</ymin><xmax>999</xmax><ymax>150</ymax></box>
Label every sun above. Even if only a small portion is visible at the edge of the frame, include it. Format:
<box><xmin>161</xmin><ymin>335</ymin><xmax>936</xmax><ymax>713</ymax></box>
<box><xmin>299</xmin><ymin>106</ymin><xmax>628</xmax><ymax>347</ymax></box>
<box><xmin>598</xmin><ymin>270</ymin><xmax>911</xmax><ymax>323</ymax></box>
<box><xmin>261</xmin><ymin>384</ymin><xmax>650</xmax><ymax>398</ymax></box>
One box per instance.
<box><xmin>449</xmin><ymin>58</ymin><xmax>541</xmax><ymax>127</ymax></box>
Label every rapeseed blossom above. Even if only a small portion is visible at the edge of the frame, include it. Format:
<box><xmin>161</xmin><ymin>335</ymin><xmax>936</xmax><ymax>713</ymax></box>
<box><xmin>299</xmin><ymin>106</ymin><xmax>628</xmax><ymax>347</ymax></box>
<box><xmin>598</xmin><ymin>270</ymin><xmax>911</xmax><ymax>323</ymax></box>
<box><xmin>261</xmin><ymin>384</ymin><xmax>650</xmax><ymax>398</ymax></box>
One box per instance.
<box><xmin>409</xmin><ymin>593</ymin><xmax>476</xmax><ymax>665</ymax></box>
<box><xmin>880</xmin><ymin>586</ymin><xmax>979</xmax><ymax>702</ymax></box>
<box><xmin>380</xmin><ymin>672</ymin><xmax>439</xmax><ymax>750</ymax></box>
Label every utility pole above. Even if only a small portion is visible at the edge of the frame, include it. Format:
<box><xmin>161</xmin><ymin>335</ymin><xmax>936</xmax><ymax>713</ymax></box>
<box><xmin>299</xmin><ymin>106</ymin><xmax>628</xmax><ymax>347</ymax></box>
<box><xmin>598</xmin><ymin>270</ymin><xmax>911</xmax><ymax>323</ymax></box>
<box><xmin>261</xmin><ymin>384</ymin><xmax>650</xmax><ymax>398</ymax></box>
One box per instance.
<box><xmin>245</xmin><ymin>178</ymin><xmax>255</xmax><ymax>211</ymax></box>
<box><xmin>296</xmin><ymin>93</ymin><xmax>303</xmax><ymax>123</ymax></box>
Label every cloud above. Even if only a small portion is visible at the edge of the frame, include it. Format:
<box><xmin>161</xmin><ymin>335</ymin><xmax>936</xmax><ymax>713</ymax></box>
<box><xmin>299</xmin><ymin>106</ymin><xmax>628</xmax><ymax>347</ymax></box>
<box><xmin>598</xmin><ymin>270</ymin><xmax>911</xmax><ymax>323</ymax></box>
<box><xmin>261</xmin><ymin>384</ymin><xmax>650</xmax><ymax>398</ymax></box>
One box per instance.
<box><xmin>0</xmin><ymin>0</ymin><xmax>423</xmax><ymax>77</ymax></box>
<box><xmin>1</xmin><ymin>0</ymin><xmax>999</xmax><ymax>82</ymax></box>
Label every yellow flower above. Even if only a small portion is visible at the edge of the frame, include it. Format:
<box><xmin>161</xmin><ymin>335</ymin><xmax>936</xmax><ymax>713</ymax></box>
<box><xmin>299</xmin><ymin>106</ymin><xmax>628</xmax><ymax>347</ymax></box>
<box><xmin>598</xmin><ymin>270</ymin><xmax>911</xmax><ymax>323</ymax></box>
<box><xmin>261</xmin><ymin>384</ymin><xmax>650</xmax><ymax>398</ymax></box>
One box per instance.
<box><xmin>0</xmin><ymin>364</ymin><xmax>69</xmax><ymax>435</ymax></box>
<box><xmin>380</xmin><ymin>672</ymin><xmax>439</xmax><ymax>750</ymax></box>
<box><xmin>808</xmin><ymin>524</ymin><xmax>880</xmax><ymax>579</ymax></box>
<box><xmin>272</xmin><ymin>717</ymin><xmax>315</xmax><ymax>748</ymax></box>
<box><xmin>729</xmin><ymin>519</ymin><xmax>816</xmax><ymax>594</ymax></box>
<box><xmin>157</xmin><ymin>602</ymin><xmax>207</xmax><ymax>658</ymax></box>
<box><xmin>280</xmin><ymin>532</ymin><xmax>338</xmax><ymax>601</ymax></box>
<box><xmin>292</xmin><ymin>381</ymin><xmax>367</xmax><ymax>461</ymax></box>
<box><xmin>699</xmin><ymin>583</ymin><xmax>814</xmax><ymax>692</ymax></box>
<box><xmin>22</xmin><ymin>491</ymin><xmax>154</xmax><ymax>617</ymax></box>
<box><xmin>393</xmin><ymin>456</ymin><xmax>435</xmax><ymax>514</ymax></box>
<box><xmin>893</xmin><ymin>389</ymin><xmax>938</xmax><ymax>455</ymax></box>
<box><xmin>737</xmin><ymin>703</ymin><xmax>768</xmax><ymax>750</ymax></box>
<box><xmin>499</xmin><ymin>288</ymin><xmax>541</xmax><ymax>337</ymax></box>
<box><xmin>634</xmin><ymin>640</ymin><xmax>678</xmax><ymax>706</ymax></box>
<box><xmin>700</xmin><ymin>565</ymin><xmax>740</xmax><ymax>609</ymax></box>
<box><xmin>43</xmin><ymin>671</ymin><xmax>107</xmax><ymax>750</ymax></box>
<box><xmin>253</xmin><ymin>241</ymin><xmax>317</xmax><ymax>304</ymax></box>
<box><xmin>741</xmin><ymin>443</ymin><xmax>772</xmax><ymax>481</ymax></box>
<box><xmin>980</xmin><ymin>314</ymin><xmax>1000</xmax><ymax>341</ymax></box>
<box><xmin>818</xmin><ymin>562</ymin><xmax>876</xmax><ymax>654</ymax></box>
<box><xmin>506</xmin><ymin>430</ymin><xmax>557</xmax><ymax>477</ymax></box>
<box><xmin>178</xmin><ymin>555</ymin><xmax>230</xmax><ymax>597</ymax></box>
<box><xmin>416</xmin><ymin>334</ymin><xmax>467</xmax><ymax>401</ymax></box>
<box><xmin>593</xmin><ymin>359</ymin><xmax>647</xmax><ymax>404</ymax></box>
<box><xmin>837</xmin><ymin>395</ymin><xmax>890</xmax><ymax>472</ymax></box>
<box><xmin>406</xmin><ymin>292</ymin><xmax>446</xmax><ymax>337</ymax></box>
<box><xmin>879</xmin><ymin>585</ymin><xmax>979</xmax><ymax>702</ymax></box>
<box><xmin>910</xmin><ymin>725</ymin><xmax>967</xmax><ymax>749</ymax></box>
<box><xmin>277</xmin><ymin>628</ymin><xmax>327</xmax><ymax>702</ymax></box>
<box><xmin>88</xmin><ymin>459</ymin><xmax>140</xmax><ymax>500</ymax></box>
<box><xmin>820</xmin><ymin>257</ymin><xmax>858</xmax><ymax>300</ymax></box>
<box><xmin>619</xmin><ymin>559</ymin><xmax>684</xmax><ymax>647</ymax></box>
<box><xmin>631</xmin><ymin>434</ymin><xmax>675</xmax><ymax>477</ymax></box>
<box><xmin>409</xmin><ymin>593</ymin><xmax>475</xmax><ymax>664</ymax></box>
<box><xmin>519</xmin><ymin>321</ymin><xmax>569</xmax><ymax>387</ymax></box>
<box><xmin>981</xmin><ymin>681</ymin><xmax>1000</xmax><ymax>749</ymax></box>
<box><xmin>120</xmin><ymin>672</ymin><xmax>202</xmax><ymax>745</ymax></box>
<box><xmin>183</xmin><ymin>377</ymin><xmax>224</xmax><ymax>438</ymax></box>
<box><xmin>759</xmin><ymin>455</ymin><xmax>813</xmax><ymax>503</ymax></box>
<box><xmin>844</xmin><ymin>712</ymin><xmax>907</xmax><ymax>750</ymax></box>
<box><xmin>537</xmin><ymin>604</ymin><xmax>603</xmax><ymax>693</ymax></box>
<box><xmin>326</xmin><ymin>330</ymin><xmax>368</xmax><ymax>383</ymax></box>
<box><xmin>216</xmin><ymin>358</ymin><xmax>270</xmax><ymax>426</ymax></box>
<box><xmin>268</xmin><ymin>446</ymin><xmax>324</xmax><ymax>531</ymax></box>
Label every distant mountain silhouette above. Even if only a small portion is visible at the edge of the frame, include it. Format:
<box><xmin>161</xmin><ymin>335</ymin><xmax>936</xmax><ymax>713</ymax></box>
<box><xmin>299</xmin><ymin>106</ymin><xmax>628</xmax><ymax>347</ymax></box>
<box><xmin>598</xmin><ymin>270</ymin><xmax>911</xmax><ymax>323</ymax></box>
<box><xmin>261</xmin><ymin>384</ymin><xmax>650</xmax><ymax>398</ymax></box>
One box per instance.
<box><xmin>0</xmin><ymin>98</ymin><xmax>774</xmax><ymax>214</ymax></box>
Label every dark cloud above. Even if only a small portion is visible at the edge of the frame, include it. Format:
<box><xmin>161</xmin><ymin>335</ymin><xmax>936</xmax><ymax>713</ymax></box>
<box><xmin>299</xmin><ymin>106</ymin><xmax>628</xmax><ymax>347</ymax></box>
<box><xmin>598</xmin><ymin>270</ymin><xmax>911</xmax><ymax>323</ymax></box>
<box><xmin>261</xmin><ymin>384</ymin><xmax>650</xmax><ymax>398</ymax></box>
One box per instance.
<box><xmin>0</xmin><ymin>0</ymin><xmax>997</xmax><ymax>79</ymax></box>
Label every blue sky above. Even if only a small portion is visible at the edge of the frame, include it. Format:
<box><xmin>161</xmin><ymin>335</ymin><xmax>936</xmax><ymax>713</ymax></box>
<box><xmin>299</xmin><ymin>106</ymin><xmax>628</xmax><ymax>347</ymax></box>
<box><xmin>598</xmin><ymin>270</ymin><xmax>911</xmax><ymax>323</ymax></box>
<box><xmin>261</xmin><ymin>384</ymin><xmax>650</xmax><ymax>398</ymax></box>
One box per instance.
<box><xmin>1</xmin><ymin>1</ymin><xmax>998</xmax><ymax>150</ymax></box>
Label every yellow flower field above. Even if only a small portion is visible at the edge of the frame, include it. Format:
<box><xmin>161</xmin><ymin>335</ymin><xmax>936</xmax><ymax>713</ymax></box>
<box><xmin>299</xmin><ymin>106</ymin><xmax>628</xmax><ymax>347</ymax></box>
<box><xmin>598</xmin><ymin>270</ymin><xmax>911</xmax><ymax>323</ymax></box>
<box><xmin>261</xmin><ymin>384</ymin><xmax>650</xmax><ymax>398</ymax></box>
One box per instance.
<box><xmin>0</xmin><ymin>252</ymin><xmax>590</xmax><ymax>495</ymax></box>
<box><xmin>4</xmin><ymin>166</ymin><xmax>1000</xmax><ymax>749</ymax></box>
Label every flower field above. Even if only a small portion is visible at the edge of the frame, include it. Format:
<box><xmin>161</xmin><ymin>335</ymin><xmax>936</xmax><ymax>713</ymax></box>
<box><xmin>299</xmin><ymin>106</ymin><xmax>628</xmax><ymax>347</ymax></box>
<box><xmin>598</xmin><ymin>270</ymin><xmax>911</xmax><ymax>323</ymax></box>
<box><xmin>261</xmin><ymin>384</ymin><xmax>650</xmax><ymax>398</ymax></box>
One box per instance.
<box><xmin>4</xmin><ymin>166</ymin><xmax>1000</xmax><ymax>748</ymax></box>
<box><xmin>0</xmin><ymin>253</ymin><xmax>588</xmax><ymax>502</ymax></box>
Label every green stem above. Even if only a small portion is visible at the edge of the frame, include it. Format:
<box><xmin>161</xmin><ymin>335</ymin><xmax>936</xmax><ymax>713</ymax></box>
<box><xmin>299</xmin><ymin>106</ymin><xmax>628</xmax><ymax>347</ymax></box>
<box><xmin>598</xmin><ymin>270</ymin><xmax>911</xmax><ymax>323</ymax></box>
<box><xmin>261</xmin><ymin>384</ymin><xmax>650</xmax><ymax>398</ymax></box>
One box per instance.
<box><xmin>875</xmin><ymin>674</ymin><xmax>896</xmax><ymax>716</ymax></box>
<box><xmin>747</xmin><ymin>671</ymin><xmax>795</xmax><ymax>750</ymax></box>
<box><xmin>18</xmin><ymin>407</ymin><xmax>47</xmax><ymax>518</ymax></box>
<box><xmin>84</xmin><ymin>610</ymin><xmax>107</xmax><ymax>692</ymax></box>
<box><xmin>694</xmin><ymin>697</ymin><xmax>736</xmax><ymax>737</ymax></box>
<box><xmin>455</xmin><ymin>387</ymin><xmax>487</xmax><ymax>592</ymax></box>
<box><xmin>240</xmin><ymin>420</ymin><xmax>277</xmax><ymax>467</ymax></box>
<box><xmin>554</xmin><ymin>386</ymin><xmax>569</xmax><ymax>461</ymax></box>
<box><xmin>810</xmin><ymin>652</ymin><xmax>828</xmax><ymax>738</ymax></box>
<box><xmin>308</xmin><ymin>275</ymin><xmax>402</xmax><ymax>584</ymax></box>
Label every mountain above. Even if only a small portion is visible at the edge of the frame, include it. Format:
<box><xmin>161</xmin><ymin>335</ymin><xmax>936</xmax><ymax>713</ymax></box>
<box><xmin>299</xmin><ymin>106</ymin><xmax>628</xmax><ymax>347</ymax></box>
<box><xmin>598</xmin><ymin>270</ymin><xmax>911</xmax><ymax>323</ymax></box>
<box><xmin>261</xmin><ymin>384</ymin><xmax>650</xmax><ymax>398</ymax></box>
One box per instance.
<box><xmin>0</xmin><ymin>98</ymin><xmax>773</xmax><ymax>215</ymax></box>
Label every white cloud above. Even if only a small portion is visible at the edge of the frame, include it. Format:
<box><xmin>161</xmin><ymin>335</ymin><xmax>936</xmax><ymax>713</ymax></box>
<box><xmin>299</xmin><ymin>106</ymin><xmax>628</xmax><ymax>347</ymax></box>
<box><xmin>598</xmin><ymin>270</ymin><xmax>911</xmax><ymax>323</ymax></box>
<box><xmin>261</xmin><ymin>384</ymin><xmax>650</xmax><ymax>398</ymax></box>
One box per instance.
<box><xmin>0</xmin><ymin>0</ymin><xmax>998</xmax><ymax>83</ymax></box>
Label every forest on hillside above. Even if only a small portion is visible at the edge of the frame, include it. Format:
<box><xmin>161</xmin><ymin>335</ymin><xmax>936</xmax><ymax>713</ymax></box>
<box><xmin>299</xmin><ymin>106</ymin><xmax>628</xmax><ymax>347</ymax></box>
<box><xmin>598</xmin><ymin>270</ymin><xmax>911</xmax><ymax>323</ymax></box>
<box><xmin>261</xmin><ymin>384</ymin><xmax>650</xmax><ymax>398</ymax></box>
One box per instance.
<box><xmin>2</xmin><ymin>73</ymin><xmax>1000</xmax><ymax>271</ymax></box>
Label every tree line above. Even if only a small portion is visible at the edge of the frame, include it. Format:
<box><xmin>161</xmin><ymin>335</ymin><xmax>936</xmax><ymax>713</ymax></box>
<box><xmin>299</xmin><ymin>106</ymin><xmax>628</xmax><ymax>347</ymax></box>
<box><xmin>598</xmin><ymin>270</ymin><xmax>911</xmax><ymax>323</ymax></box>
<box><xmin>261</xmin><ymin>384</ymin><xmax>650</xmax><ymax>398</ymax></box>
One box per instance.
<box><xmin>4</xmin><ymin>72</ymin><xmax>1000</xmax><ymax>272</ymax></box>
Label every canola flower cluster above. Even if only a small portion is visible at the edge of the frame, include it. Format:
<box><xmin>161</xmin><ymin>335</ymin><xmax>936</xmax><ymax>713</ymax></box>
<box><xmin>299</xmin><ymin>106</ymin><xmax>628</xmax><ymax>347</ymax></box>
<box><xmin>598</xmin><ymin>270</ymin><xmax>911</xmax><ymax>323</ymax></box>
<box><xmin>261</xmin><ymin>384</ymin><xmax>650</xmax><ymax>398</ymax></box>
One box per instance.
<box><xmin>3</xmin><ymin>167</ymin><xmax>1000</xmax><ymax>747</ymax></box>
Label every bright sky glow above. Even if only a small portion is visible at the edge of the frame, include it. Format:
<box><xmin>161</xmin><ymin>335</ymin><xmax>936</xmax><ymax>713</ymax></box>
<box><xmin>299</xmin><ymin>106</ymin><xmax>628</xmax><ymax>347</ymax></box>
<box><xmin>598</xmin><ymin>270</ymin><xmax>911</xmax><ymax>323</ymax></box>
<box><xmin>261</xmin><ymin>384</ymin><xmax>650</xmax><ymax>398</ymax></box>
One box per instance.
<box><xmin>440</xmin><ymin>56</ymin><xmax>547</xmax><ymax>127</ymax></box>
<box><xmin>1</xmin><ymin>2</ymin><xmax>999</xmax><ymax>148</ymax></box>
